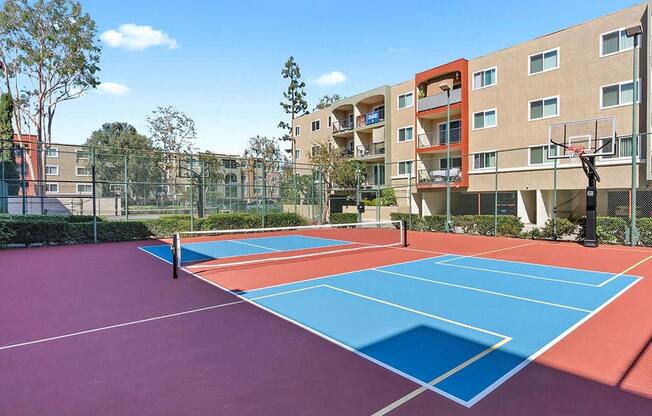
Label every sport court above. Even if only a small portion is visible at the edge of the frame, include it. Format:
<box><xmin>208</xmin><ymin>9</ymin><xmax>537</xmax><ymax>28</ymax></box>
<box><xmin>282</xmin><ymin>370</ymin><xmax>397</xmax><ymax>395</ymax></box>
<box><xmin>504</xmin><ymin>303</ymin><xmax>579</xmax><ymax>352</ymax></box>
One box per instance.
<box><xmin>2</xmin><ymin>223</ymin><xmax>652</xmax><ymax>415</ymax></box>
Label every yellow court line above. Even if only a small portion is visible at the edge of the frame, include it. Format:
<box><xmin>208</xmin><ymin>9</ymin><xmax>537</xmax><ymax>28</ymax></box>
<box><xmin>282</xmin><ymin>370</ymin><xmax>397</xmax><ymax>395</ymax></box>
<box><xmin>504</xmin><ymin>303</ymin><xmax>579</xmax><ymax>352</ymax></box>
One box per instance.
<box><xmin>598</xmin><ymin>254</ymin><xmax>652</xmax><ymax>286</ymax></box>
<box><xmin>371</xmin><ymin>337</ymin><xmax>512</xmax><ymax>415</ymax></box>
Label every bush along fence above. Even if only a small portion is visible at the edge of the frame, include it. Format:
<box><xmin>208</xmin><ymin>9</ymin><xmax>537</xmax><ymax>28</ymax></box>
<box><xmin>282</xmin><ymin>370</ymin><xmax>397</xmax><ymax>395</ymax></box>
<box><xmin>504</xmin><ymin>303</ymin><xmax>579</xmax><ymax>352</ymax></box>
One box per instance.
<box><xmin>390</xmin><ymin>213</ymin><xmax>652</xmax><ymax>246</ymax></box>
<box><xmin>0</xmin><ymin>212</ymin><xmax>307</xmax><ymax>247</ymax></box>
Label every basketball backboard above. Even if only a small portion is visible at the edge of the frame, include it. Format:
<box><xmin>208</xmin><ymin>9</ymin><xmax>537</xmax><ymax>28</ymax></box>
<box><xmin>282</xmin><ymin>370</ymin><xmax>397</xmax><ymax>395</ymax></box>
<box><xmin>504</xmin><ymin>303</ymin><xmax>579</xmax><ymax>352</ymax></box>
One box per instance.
<box><xmin>548</xmin><ymin>117</ymin><xmax>616</xmax><ymax>159</ymax></box>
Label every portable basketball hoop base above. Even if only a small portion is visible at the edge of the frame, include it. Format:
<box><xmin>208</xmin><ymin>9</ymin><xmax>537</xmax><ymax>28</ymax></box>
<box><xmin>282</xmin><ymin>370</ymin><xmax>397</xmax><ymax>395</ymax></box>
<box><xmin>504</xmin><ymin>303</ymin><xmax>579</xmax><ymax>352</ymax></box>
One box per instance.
<box><xmin>550</xmin><ymin>140</ymin><xmax>600</xmax><ymax>248</ymax></box>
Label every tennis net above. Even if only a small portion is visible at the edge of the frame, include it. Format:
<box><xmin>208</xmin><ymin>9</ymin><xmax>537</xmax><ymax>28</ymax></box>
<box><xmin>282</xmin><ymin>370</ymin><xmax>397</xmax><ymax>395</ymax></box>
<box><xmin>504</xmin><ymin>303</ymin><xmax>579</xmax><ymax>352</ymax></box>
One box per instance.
<box><xmin>171</xmin><ymin>220</ymin><xmax>406</xmax><ymax>278</ymax></box>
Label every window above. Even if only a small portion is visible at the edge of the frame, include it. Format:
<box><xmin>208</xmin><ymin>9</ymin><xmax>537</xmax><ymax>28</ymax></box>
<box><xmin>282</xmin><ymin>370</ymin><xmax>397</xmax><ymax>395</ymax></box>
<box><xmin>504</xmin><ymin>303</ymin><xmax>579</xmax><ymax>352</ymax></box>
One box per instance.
<box><xmin>529</xmin><ymin>96</ymin><xmax>559</xmax><ymax>120</ymax></box>
<box><xmin>438</xmin><ymin>120</ymin><xmax>462</xmax><ymax>144</ymax></box>
<box><xmin>529</xmin><ymin>48</ymin><xmax>559</xmax><ymax>75</ymax></box>
<box><xmin>311</xmin><ymin>145</ymin><xmax>320</xmax><ymax>156</ymax></box>
<box><xmin>473</xmin><ymin>109</ymin><xmax>497</xmax><ymax>130</ymax></box>
<box><xmin>45</xmin><ymin>147</ymin><xmax>58</xmax><ymax>158</ymax></box>
<box><xmin>397</xmin><ymin>161</ymin><xmax>413</xmax><ymax>177</ymax></box>
<box><xmin>397</xmin><ymin>126</ymin><xmax>414</xmax><ymax>143</ymax></box>
<box><xmin>602</xmin><ymin>135</ymin><xmax>643</xmax><ymax>159</ymax></box>
<box><xmin>225</xmin><ymin>173</ymin><xmax>238</xmax><ymax>198</ymax></box>
<box><xmin>373</xmin><ymin>165</ymin><xmax>385</xmax><ymax>186</ymax></box>
<box><xmin>328</xmin><ymin>116</ymin><xmax>332</xmax><ymax>127</ymax></box>
<box><xmin>45</xmin><ymin>165</ymin><xmax>59</xmax><ymax>176</ymax></box>
<box><xmin>222</xmin><ymin>159</ymin><xmax>238</xmax><ymax>169</ymax></box>
<box><xmin>311</xmin><ymin>120</ymin><xmax>320</xmax><ymax>131</ymax></box>
<box><xmin>75</xmin><ymin>149</ymin><xmax>90</xmax><ymax>161</ymax></box>
<box><xmin>45</xmin><ymin>183</ymin><xmax>59</xmax><ymax>193</ymax></box>
<box><xmin>601</xmin><ymin>28</ymin><xmax>637</xmax><ymax>57</ymax></box>
<box><xmin>76</xmin><ymin>184</ymin><xmax>92</xmax><ymax>194</ymax></box>
<box><xmin>76</xmin><ymin>166</ymin><xmax>91</xmax><ymax>176</ymax></box>
<box><xmin>440</xmin><ymin>157</ymin><xmax>462</xmax><ymax>170</ymax></box>
<box><xmin>473</xmin><ymin>152</ymin><xmax>496</xmax><ymax>170</ymax></box>
<box><xmin>529</xmin><ymin>145</ymin><xmax>557</xmax><ymax>165</ymax></box>
<box><xmin>473</xmin><ymin>67</ymin><xmax>497</xmax><ymax>89</ymax></box>
<box><xmin>294</xmin><ymin>149</ymin><xmax>301</xmax><ymax>160</ymax></box>
<box><xmin>601</xmin><ymin>80</ymin><xmax>641</xmax><ymax>108</ymax></box>
<box><xmin>397</xmin><ymin>92</ymin><xmax>414</xmax><ymax>109</ymax></box>
<box><xmin>294</xmin><ymin>126</ymin><xmax>301</xmax><ymax>136</ymax></box>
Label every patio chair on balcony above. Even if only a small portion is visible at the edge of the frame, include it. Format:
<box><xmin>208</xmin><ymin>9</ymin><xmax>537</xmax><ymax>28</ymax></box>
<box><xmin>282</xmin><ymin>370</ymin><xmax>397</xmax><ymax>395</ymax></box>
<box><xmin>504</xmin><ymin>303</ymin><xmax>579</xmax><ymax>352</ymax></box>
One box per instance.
<box><xmin>423</xmin><ymin>167</ymin><xmax>462</xmax><ymax>183</ymax></box>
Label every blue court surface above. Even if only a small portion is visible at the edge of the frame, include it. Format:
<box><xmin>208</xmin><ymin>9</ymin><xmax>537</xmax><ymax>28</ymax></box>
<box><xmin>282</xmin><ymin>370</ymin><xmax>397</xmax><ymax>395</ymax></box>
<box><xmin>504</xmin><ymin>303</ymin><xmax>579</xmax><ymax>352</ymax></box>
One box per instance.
<box><xmin>140</xmin><ymin>235</ymin><xmax>351</xmax><ymax>264</ymax></box>
<box><xmin>241</xmin><ymin>254</ymin><xmax>640</xmax><ymax>407</ymax></box>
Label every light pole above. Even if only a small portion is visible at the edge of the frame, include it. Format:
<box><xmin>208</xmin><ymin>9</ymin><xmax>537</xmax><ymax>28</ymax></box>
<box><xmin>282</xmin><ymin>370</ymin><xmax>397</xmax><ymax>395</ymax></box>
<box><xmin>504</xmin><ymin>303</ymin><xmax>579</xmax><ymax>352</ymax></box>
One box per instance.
<box><xmin>440</xmin><ymin>83</ymin><xmax>452</xmax><ymax>232</ymax></box>
<box><xmin>626</xmin><ymin>24</ymin><xmax>642</xmax><ymax>246</ymax></box>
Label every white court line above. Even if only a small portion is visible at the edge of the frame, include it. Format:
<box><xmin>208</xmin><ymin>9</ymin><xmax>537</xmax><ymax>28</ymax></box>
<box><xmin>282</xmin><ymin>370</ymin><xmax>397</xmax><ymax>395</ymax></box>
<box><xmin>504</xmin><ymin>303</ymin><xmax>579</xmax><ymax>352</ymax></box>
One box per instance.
<box><xmin>436</xmin><ymin>241</ymin><xmax>539</xmax><ymax>264</ymax></box>
<box><xmin>228</xmin><ymin>239</ymin><xmax>281</xmax><ymax>252</ymax></box>
<box><xmin>0</xmin><ymin>300</ymin><xmax>245</xmax><ymax>351</ymax></box>
<box><xmin>373</xmin><ymin>268</ymin><xmax>592</xmax><ymax>313</ymax></box>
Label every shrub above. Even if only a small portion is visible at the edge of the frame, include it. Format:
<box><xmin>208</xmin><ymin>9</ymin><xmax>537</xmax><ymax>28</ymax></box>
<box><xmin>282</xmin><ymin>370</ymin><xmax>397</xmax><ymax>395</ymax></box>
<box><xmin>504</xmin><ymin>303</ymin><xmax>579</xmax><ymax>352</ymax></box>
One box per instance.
<box><xmin>363</xmin><ymin>188</ymin><xmax>398</xmax><ymax>207</ymax></box>
<box><xmin>390</xmin><ymin>213</ymin><xmax>426</xmax><ymax>231</ymax></box>
<box><xmin>522</xmin><ymin>228</ymin><xmax>543</xmax><ymax>240</ymax></box>
<box><xmin>263</xmin><ymin>212</ymin><xmax>307</xmax><ymax>228</ymax></box>
<box><xmin>496</xmin><ymin>216</ymin><xmax>524</xmax><ymax>237</ymax></box>
<box><xmin>577</xmin><ymin>216</ymin><xmax>627</xmax><ymax>245</ymax></box>
<box><xmin>423</xmin><ymin>215</ymin><xmax>446</xmax><ymax>232</ymax></box>
<box><xmin>541</xmin><ymin>218</ymin><xmax>577</xmax><ymax>239</ymax></box>
<box><xmin>637</xmin><ymin>218</ymin><xmax>652</xmax><ymax>247</ymax></box>
<box><xmin>330</xmin><ymin>212</ymin><xmax>358</xmax><ymax>224</ymax></box>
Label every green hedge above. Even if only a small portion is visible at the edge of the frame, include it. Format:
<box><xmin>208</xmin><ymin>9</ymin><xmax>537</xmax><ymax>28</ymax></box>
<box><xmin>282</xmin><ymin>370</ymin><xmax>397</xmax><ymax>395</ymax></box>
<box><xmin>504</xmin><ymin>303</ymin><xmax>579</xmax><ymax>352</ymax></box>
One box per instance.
<box><xmin>577</xmin><ymin>216</ymin><xmax>628</xmax><ymax>245</ymax></box>
<box><xmin>390</xmin><ymin>213</ymin><xmax>523</xmax><ymax>236</ymax></box>
<box><xmin>0</xmin><ymin>212</ymin><xmax>308</xmax><ymax>246</ymax></box>
<box><xmin>637</xmin><ymin>218</ymin><xmax>652</xmax><ymax>246</ymax></box>
<box><xmin>541</xmin><ymin>218</ymin><xmax>577</xmax><ymax>239</ymax></box>
<box><xmin>330</xmin><ymin>213</ymin><xmax>358</xmax><ymax>224</ymax></box>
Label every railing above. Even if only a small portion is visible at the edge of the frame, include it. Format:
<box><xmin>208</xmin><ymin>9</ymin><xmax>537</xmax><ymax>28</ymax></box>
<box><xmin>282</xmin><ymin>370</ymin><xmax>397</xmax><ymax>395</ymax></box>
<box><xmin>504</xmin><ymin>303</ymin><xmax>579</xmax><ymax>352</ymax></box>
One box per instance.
<box><xmin>356</xmin><ymin>142</ymin><xmax>385</xmax><ymax>158</ymax></box>
<box><xmin>417</xmin><ymin>126</ymin><xmax>462</xmax><ymax>149</ymax></box>
<box><xmin>417</xmin><ymin>168</ymin><xmax>462</xmax><ymax>185</ymax></box>
<box><xmin>417</xmin><ymin>87</ymin><xmax>461</xmax><ymax>112</ymax></box>
<box><xmin>340</xmin><ymin>148</ymin><xmax>354</xmax><ymax>158</ymax></box>
<box><xmin>332</xmin><ymin>119</ymin><xmax>354</xmax><ymax>133</ymax></box>
<box><xmin>356</xmin><ymin>109</ymin><xmax>385</xmax><ymax>128</ymax></box>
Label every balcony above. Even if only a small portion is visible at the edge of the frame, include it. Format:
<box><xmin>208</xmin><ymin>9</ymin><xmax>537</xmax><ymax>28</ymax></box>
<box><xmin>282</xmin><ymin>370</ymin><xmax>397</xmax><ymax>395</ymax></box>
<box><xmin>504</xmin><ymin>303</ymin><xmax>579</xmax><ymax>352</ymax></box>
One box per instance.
<box><xmin>417</xmin><ymin>126</ymin><xmax>462</xmax><ymax>149</ymax></box>
<box><xmin>417</xmin><ymin>168</ymin><xmax>462</xmax><ymax>186</ymax></box>
<box><xmin>340</xmin><ymin>148</ymin><xmax>354</xmax><ymax>158</ymax></box>
<box><xmin>332</xmin><ymin>119</ymin><xmax>354</xmax><ymax>134</ymax></box>
<box><xmin>417</xmin><ymin>87</ymin><xmax>461</xmax><ymax>113</ymax></box>
<box><xmin>356</xmin><ymin>108</ymin><xmax>385</xmax><ymax>128</ymax></box>
<box><xmin>356</xmin><ymin>142</ymin><xmax>385</xmax><ymax>159</ymax></box>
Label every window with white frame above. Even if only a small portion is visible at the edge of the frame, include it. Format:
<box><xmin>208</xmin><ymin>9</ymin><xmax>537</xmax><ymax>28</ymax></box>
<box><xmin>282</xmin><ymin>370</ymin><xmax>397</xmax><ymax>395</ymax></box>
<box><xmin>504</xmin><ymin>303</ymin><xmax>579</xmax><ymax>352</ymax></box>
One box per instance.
<box><xmin>529</xmin><ymin>96</ymin><xmax>559</xmax><ymax>120</ymax></box>
<box><xmin>473</xmin><ymin>109</ymin><xmax>497</xmax><ymax>130</ymax></box>
<box><xmin>473</xmin><ymin>152</ymin><xmax>496</xmax><ymax>170</ymax></box>
<box><xmin>473</xmin><ymin>67</ymin><xmax>497</xmax><ymax>89</ymax></box>
<box><xmin>529</xmin><ymin>48</ymin><xmax>559</xmax><ymax>75</ymax></box>
<box><xmin>45</xmin><ymin>183</ymin><xmax>59</xmax><ymax>193</ymax></box>
<box><xmin>294</xmin><ymin>126</ymin><xmax>301</xmax><ymax>136</ymax></box>
<box><xmin>439</xmin><ymin>157</ymin><xmax>462</xmax><ymax>170</ymax></box>
<box><xmin>397</xmin><ymin>92</ymin><xmax>414</xmax><ymax>109</ymax></box>
<box><xmin>311</xmin><ymin>120</ymin><xmax>320</xmax><ymax>131</ymax></box>
<box><xmin>76</xmin><ymin>166</ymin><xmax>91</xmax><ymax>176</ymax></box>
<box><xmin>76</xmin><ymin>183</ymin><xmax>92</xmax><ymax>194</ymax></box>
<box><xmin>397</xmin><ymin>160</ymin><xmax>413</xmax><ymax>177</ymax></box>
<box><xmin>75</xmin><ymin>149</ymin><xmax>90</xmax><ymax>161</ymax></box>
<box><xmin>601</xmin><ymin>80</ymin><xmax>641</xmax><ymax>108</ymax></box>
<box><xmin>602</xmin><ymin>135</ymin><xmax>643</xmax><ymax>159</ymax></box>
<box><xmin>601</xmin><ymin>28</ymin><xmax>636</xmax><ymax>57</ymax></box>
<box><xmin>45</xmin><ymin>165</ymin><xmax>59</xmax><ymax>176</ymax></box>
<box><xmin>529</xmin><ymin>145</ymin><xmax>557</xmax><ymax>165</ymax></box>
<box><xmin>397</xmin><ymin>126</ymin><xmax>413</xmax><ymax>143</ymax></box>
<box><xmin>294</xmin><ymin>149</ymin><xmax>301</xmax><ymax>160</ymax></box>
<box><xmin>45</xmin><ymin>147</ymin><xmax>58</xmax><ymax>158</ymax></box>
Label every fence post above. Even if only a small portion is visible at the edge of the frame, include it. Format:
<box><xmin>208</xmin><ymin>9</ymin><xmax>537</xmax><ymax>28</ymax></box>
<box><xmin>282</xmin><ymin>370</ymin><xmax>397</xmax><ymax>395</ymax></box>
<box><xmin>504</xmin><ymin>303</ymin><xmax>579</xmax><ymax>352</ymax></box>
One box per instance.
<box><xmin>124</xmin><ymin>153</ymin><xmax>129</xmax><ymax>220</ymax></box>
<box><xmin>91</xmin><ymin>147</ymin><xmax>97</xmax><ymax>243</ymax></box>
<box><xmin>376</xmin><ymin>185</ymin><xmax>381</xmax><ymax>223</ymax></box>
<box><xmin>189</xmin><ymin>154</ymin><xmax>194</xmax><ymax>232</ymax></box>
<box><xmin>552</xmin><ymin>158</ymin><xmax>557</xmax><ymax>240</ymax></box>
<box><xmin>494</xmin><ymin>151</ymin><xmax>499</xmax><ymax>236</ymax></box>
<box><xmin>318</xmin><ymin>169</ymin><xmax>324</xmax><ymax>225</ymax></box>
<box><xmin>262</xmin><ymin>160</ymin><xmax>267</xmax><ymax>228</ymax></box>
<box><xmin>294</xmin><ymin>165</ymin><xmax>298</xmax><ymax>214</ymax></box>
<box><xmin>356</xmin><ymin>166</ymin><xmax>362</xmax><ymax>223</ymax></box>
<box><xmin>20</xmin><ymin>147</ymin><xmax>26</xmax><ymax>215</ymax></box>
<box><xmin>408</xmin><ymin>169</ymin><xmax>412</xmax><ymax>230</ymax></box>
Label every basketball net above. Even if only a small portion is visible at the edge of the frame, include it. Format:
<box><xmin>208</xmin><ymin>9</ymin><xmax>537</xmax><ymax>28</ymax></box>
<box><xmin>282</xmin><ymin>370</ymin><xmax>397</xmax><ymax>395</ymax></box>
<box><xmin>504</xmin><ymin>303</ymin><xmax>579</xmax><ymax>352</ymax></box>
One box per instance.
<box><xmin>568</xmin><ymin>145</ymin><xmax>585</xmax><ymax>164</ymax></box>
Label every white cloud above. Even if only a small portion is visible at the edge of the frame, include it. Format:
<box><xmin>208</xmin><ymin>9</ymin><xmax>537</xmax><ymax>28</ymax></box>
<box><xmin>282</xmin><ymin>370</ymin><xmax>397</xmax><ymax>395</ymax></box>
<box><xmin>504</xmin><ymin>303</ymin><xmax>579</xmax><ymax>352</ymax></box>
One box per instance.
<box><xmin>100</xmin><ymin>24</ymin><xmax>179</xmax><ymax>51</ymax></box>
<box><xmin>315</xmin><ymin>70</ymin><xmax>347</xmax><ymax>87</ymax></box>
<box><xmin>98</xmin><ymin>82</ymin><xmax>130</xmax><ymax>96</ymax></box>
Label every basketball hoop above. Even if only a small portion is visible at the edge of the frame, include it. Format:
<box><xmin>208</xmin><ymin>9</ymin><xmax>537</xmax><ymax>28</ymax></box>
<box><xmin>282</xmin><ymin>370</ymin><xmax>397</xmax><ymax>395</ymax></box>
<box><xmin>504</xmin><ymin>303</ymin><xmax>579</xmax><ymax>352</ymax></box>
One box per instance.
<box><xmin>568</xmin><ymin>145</ymin><xmax>585</xmax><ymax>164</ymax></box>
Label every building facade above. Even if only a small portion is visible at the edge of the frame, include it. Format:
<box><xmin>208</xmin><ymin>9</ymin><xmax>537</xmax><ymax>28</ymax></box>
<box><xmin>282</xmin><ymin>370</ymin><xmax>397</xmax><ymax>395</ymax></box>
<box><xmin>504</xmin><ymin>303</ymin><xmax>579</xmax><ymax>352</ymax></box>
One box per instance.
<box><xmin>292</xmin><ymin>2</ymin><xmax>650</xmax><ymax>225</ymax></box>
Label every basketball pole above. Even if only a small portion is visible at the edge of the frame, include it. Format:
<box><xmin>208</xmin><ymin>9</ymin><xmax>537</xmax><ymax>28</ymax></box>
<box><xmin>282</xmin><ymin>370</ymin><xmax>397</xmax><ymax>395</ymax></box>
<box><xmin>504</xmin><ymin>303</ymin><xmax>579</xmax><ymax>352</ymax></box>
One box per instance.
<box><xmin>628</xmin><ymin>27</ymin><xmax>642</xmax><ymax>246</ymax></box>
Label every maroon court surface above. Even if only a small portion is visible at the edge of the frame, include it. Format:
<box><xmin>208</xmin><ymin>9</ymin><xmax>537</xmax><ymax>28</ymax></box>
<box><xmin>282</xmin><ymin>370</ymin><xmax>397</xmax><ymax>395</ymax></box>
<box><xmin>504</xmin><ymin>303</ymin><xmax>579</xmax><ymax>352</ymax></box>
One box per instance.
<box><xmin>1</xmin><ymin>233</ymin><xmax>652</xmax><ymax>415</ymax></box>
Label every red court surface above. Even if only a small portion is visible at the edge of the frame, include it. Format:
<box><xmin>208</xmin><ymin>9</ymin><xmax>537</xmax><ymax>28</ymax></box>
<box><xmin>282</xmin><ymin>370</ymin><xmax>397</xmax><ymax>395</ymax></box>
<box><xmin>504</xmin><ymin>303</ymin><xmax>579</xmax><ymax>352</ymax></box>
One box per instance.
<box><xmin>1</xmin><ymin>232</ymin><xmax>651</xmax><ymax>415</ymax></box>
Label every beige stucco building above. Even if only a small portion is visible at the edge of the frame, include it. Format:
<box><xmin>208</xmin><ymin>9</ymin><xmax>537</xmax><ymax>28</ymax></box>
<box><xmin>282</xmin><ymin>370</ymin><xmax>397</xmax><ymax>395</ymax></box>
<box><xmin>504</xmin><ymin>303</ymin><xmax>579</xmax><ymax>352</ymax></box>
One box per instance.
<box><xmin>292</xmin><ymin>2</ymin><xmax>651</xmax><ymax>225</ymax></box>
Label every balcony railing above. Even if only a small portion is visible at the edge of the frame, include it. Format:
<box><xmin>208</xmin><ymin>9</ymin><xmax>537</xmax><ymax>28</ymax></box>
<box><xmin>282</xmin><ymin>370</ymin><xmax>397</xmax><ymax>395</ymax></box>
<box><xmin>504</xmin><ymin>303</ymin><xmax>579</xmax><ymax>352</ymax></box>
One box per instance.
<box><xmin>332</xmin><ymin>119</ymin><xmax>354</xmax><ymax>133</ymax></box>
<box><xmin>417</xmin><ymin>126</ymin><xmax>462</xmax><ymax>148</ymax></box>
<box><xmin>417</xmin><ymin>88</ymin><xmax>461</xmax><ymax>112</ymax></box>
<box><xmin>356</xmin><ymin>108</ymin><xmax>385</xmax><ymax>128</ymax></box>
<box><xmin>356</xmin><ymin>142</ymin><xmax>385</xmax><ymax>158</ymax></box>
<box><xmin>417</xmin><ymin>168</ymin><xmax>462</xmax><ymax>185</ymax></box>
<box><xmin>340</xmin><ymin>148</ymin><xmax>355</xmax><ymax>158</ymax></box>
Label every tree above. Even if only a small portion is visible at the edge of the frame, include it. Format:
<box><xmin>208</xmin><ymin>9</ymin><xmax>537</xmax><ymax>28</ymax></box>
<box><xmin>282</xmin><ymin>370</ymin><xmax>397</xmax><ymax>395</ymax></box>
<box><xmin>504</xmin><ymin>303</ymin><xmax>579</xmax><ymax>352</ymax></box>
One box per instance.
<box><xmin>314</xmin><ymin>94</ymin><xmax>344</xmax><ymax>111</ymax></box>
<box><xmin>333</xmin><ymin>159</ymin><xmax>366</xmax><ymax>190</ymax></box>
<box><xmin>0</xmin><ymin>93</ymin><xmax>19</xmax><ymax>195</ymax></box>
<box><xmin>277</xmin><ymin>56</ymin><xmax>308</xmax><ymax>157</ymax></box>
<box><xmin>146</xmin><ymin>106</ymin><xmax>197</xmax><ymax>153</ymax></box>
<box><xmin>0</xmin><ymin>0</ymin><xmax>101</xmax><ymax>147</ymax></box>
<box><xmin>243</xmin><ymin>135</ymin><xmax>287</xmax><ymax>202</ymax></box>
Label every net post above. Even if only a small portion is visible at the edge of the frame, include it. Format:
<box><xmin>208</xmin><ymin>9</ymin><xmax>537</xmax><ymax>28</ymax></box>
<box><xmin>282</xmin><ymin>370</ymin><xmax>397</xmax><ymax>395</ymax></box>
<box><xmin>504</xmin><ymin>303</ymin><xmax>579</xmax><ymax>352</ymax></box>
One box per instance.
<box><xmin>400</xmin><ymin>219</ymin><xmax>407</xmax><ymax>247</ymax></box>
<box><xmin>172</xmin><ymin>232</ymin><xmax>179</xmax><ymax>279</ymax></box>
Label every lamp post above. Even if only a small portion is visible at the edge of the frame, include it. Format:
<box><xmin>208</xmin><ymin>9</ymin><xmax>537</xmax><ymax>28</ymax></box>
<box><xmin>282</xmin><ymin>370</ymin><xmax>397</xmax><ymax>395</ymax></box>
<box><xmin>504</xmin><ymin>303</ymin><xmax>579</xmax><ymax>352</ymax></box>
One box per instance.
<box><xmin>625</xmin><ymin>24</ymin><xmax>642</xmax><ymax>246</ymax></box>
<box><xmin>440</xmin><ymin>83</ymin><xmax>452</xmax><ymax>232</ymax></box>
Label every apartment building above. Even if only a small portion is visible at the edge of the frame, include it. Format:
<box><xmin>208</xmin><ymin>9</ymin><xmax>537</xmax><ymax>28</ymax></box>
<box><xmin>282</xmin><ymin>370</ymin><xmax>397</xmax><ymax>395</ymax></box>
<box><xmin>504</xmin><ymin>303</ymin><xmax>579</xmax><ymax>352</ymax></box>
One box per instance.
<box><xmin>292</xmin><ymin>2</ymin><xmax>650</xmax><ymax>225</ymax></box>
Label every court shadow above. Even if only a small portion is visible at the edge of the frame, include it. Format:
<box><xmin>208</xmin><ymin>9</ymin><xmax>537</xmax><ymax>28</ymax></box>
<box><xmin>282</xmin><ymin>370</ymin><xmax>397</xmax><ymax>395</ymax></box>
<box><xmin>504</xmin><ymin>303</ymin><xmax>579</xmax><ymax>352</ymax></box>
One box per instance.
<box><xmin>357</xmin><ymin>325</ymin><xmax>652</xmax><ymax>414</ymax></box>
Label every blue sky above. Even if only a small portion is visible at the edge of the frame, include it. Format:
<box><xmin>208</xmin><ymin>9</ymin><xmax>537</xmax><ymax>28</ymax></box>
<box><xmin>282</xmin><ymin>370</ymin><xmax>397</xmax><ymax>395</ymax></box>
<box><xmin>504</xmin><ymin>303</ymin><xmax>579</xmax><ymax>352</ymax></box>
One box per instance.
<box><xmin>54</xmin><ymin>0</ymin><xmax>639</xmax><ymax>155</ymax></box>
